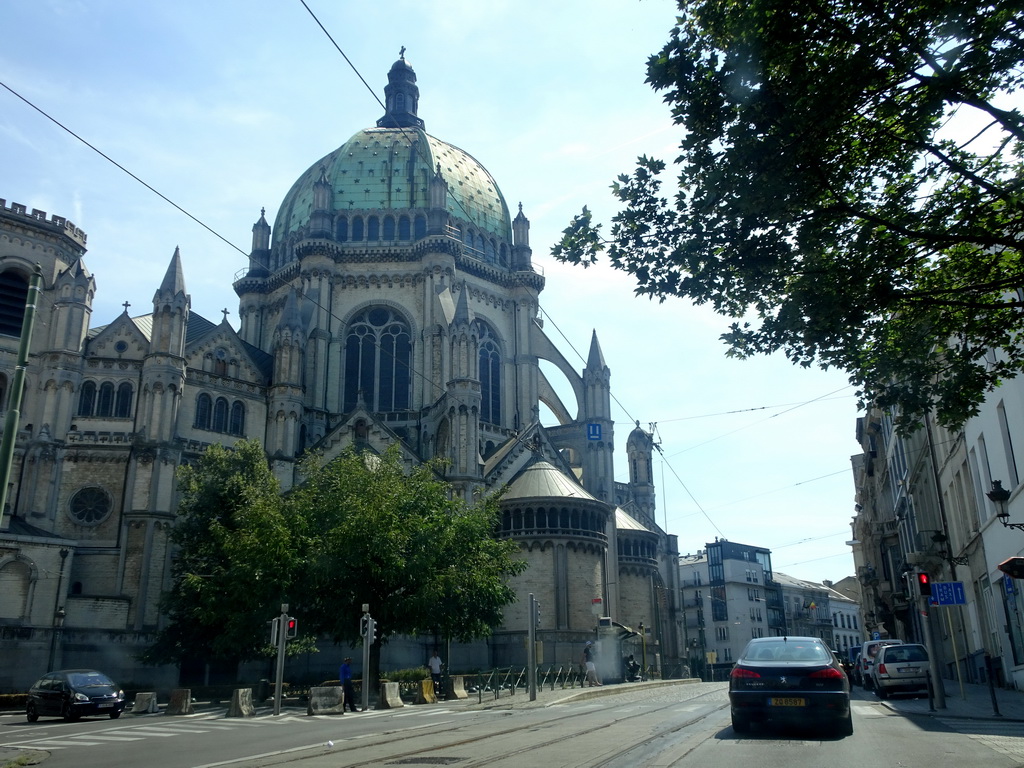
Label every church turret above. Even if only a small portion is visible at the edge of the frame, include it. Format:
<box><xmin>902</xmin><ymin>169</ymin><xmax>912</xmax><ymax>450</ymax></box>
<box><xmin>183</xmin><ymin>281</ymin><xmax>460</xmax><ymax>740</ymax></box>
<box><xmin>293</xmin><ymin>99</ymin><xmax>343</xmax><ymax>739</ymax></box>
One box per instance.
<box><xmin>626</xmin><ymin>421</ymin><xmax>657</xmax><ymax>528</ymax></box>
<box><xmin>249</xmin><ymin>207</ymin><xmax>271</xmax><ymax>273</ymax></box>
<box><xmin>512</xmin><ymin>203</ymin><xmax>532</xmax><ymax>270</ymax></box>
<box><xmin>267</xmin><ymin>289</ymin><xmax>305</xmax><ymax>460</ymax></box>
<box><xmin>375</xmin><ymin>50</ymin><xmax>424</xmax><ymax>130</ymax></box>
<box><xmin>581</xmin><ymin>329</ymin><xmax>614</xmax><ymax>503</ymax></box>
<box><xmin>443</xmin><ymin>282</ymin><xmax>482</xmax><ymax>483</ymax></box>
<box><xmin>48</xmin><ymin>258</ymin><xmax>94</xmax><ymax>354</ymax></box>
<box><xmin>309</xmin><ymin>166</ymin><xmax>334</xmax><ymax>239</ymax></box>
<box><xmin>150</xmin><ymin>247</ymin><xmax>189</xmax><ymax>357</ymax></box>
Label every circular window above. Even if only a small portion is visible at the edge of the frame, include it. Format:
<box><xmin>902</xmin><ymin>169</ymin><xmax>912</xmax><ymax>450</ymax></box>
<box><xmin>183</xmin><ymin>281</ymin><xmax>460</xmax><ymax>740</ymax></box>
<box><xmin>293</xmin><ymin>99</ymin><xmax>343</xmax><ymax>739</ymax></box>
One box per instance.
<box><xmin>68</xmin><ymin>487</ymin><xmax>112</xmax><ymax>525</ymax></box>
<box><xmin>114</xmin><ymin>341</ymin><xmax>128</xmax><ymax>353</ymax></box>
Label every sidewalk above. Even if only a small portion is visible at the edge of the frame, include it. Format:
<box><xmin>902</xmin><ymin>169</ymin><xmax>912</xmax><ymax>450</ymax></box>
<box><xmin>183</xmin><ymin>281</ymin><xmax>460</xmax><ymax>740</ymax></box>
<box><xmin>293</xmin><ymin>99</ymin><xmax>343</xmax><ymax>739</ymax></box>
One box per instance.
<box><xmin>878</xmin><ymin>680</ymin><xmax>1024</xmax><ymax>721</ymax></box>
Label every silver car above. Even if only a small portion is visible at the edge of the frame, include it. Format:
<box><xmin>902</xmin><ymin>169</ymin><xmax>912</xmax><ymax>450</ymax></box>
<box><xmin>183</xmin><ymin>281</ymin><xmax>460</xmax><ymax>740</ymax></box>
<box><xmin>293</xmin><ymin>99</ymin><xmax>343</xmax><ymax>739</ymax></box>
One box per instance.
<box><xmin>871</xmin><ymin>643</ymin><xmax>929</xmax><ymax>698</ymax></box>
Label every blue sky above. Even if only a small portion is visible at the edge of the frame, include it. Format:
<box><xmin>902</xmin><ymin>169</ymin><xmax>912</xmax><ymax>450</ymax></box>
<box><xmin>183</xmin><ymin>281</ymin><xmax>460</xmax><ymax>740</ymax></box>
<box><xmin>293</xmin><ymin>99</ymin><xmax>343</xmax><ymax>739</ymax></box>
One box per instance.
<box><xmin>0</xmin><ymin>1</ymin><xmax>861</xmax><ymax>583</ymax></box>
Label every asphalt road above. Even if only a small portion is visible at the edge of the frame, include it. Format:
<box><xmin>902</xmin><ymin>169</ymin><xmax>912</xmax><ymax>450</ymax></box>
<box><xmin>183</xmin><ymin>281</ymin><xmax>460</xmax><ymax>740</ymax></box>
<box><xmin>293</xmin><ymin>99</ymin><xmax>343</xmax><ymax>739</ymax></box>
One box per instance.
<box><xmin>2</xmin><ymin>683</ymin><xmax>1022</xmax><ymax>768</ymax></box>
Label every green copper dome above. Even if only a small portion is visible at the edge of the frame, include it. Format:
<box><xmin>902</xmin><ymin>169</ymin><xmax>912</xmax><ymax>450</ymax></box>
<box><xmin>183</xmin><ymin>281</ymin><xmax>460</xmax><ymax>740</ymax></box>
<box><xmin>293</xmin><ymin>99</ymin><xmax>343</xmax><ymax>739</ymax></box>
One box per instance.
<box><xmin>271</xmin><ymin>56</ymin><xmax>512</xmax><ymax>252</ymax></box>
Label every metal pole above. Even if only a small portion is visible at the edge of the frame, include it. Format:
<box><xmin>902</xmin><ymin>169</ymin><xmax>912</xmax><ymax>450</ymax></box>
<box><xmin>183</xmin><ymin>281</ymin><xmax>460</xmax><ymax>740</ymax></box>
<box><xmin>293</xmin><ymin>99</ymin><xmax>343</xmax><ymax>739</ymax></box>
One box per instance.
<box><xmin>985</xmin><ymin>653</ymin><xmax>1002</xmax><ymax>717</ymax></box>
<box><xmin>919</xmin><ymin>595</ymin><xmax>945</xmax><ymax>710</ymax></box>
<box><xmin>0</xmin><ymin>265</ymin><xmax>42</xmax><ymax>520</ymax></box>
<box><xmin>361</xmin><ymin>605</ymin><xmax>372</xmax><ymax>713</ymax></box>
<box><xmin>273</xmin><ymin>603</ymin><xmax>288</xmax><ymax>716</ymax></box>
<box><xmin>527</xmin><ymin>593</ymin><xmax>537</xmax><ymax>701</ymax></box>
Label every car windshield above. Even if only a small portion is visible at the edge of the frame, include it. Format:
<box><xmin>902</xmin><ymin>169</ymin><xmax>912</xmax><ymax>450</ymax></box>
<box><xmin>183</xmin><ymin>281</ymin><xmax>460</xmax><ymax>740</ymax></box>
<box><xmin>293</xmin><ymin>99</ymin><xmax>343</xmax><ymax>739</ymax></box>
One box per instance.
<box><xmin>67</xmin><ymin>672</ymin><xmax>114</xmax><ymax>688</ymax></box>
<box><xmin>744</xmin><ymin>641</ymin><xmax>831</xmax><ymax>662</ymax></box>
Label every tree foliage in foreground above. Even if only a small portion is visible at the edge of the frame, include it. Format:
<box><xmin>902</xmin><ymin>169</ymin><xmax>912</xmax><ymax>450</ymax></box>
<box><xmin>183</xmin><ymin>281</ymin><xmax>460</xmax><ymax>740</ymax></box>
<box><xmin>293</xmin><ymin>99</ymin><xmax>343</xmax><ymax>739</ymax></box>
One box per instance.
<box><xmin>146</xmin><ymin>441</ymin><xmax>525</xmax><ymax>672</ymax></box>
<box><xmin>554</xmin><ymin>0</ymin><xmax>1024</xmax><ymax>430</ymax></box>
<box><xmin>143</xmin><ymin>440</ymin><xmax>301</xmax><ymax>666</ymax></box>
<box><xmin>289</xmin><ymin>446</ymin><xmax>526</xmax><ymax>648</ymax></box>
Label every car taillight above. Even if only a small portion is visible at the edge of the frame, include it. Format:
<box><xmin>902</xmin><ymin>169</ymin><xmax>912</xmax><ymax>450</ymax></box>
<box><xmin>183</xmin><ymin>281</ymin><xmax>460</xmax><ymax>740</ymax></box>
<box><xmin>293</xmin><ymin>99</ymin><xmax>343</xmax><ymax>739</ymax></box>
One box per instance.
<box><xmin>808</xmin><ymin>667</ymin><xmax>844</xmax><ymax>679</ymax></box>
<box><xmin>730</xmin><ymin>667</ymin><xmax>761</xmax><ymax>679</ymax></box>
<box><xmin>877</xmin><ymin>664</ymin><xmax>887</xmax><ymax>675</ymax></box>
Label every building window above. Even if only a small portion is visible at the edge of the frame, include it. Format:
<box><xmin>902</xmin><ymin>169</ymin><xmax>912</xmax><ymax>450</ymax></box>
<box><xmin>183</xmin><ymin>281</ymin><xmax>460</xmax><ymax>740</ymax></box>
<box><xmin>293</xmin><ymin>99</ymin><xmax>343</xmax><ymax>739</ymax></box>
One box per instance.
<box><xmin>78</xmin><ymin>381</ymin><xmax>97</xmax><ymax>416</ymax></box>
<box><xmin>230</xmin><ymin>401</ymin><xmax>245</xmax><ymax>436</ymax></box>
<box><xmin>114</xmin><ymin>383</ymin><xmax>133</xmax><ymax>418</ymax></box>
<box><xmin>477</xmin><ymin>321</ymin><xmax>501</xmax><ymax>425</ymax></box>
<box><xmin>342</xmin><ymin>307</ymin><xmax>412</xmax><ymax>413</ymax></box>
<box><xmin>0</xmin><ymin>270</ymin><xmax>29</xmax><ymax>337</ymax></box>
<box><xmin>96</xmin><ymin>382</ymin><xmax>115</xmax><ymax>417</ymax></box>
<box><xmin>212</xmin><ymin>397</ymin><xmax>229</xmax><ymax>433</ymax></box>
<box><xmin>68</xmin><ymin>486</ymin><xmax>112</xmax><ymax>526</ymax></box>
<box><xmin>414</xmin><ymin>214</ymin><xmax>426</xmax><ymax>239</ymax></box>
<box><xmin>194</xmin><ymin>393</ymin><xmax>212</xmax><ymax>430</ymax></box>
<box><xmin>383</xmin><ymin>216</ymin><xmax>395</xmax><ymax>240</ymax></box>
<box><xmin>398</xmin><ymin>215</ymin><xmax>410</xmax><ymax>240</ymax></box>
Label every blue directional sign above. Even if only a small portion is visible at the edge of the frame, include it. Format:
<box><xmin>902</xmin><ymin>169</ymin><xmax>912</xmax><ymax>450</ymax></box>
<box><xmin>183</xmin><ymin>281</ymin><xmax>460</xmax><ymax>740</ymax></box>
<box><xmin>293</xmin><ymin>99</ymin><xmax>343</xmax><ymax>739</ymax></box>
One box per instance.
<box><xmin>587</xmin><ymin>423</ymin><xmax>602</xmax><ymax>441</ymax></box>
<box><xmin>929</xmin><ymin>581</ymin><xmax>966</xmax><ymax>606</ymax></box>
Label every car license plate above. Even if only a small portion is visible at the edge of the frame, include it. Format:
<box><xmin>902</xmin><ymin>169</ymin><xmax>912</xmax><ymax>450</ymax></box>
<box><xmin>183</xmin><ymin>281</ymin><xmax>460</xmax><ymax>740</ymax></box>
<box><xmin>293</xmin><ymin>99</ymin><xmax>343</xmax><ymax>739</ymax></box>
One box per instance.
<box><xmin>769</xmin><ymin>697</ymin><xmax>805</xmax><ymax>706</ymax></box>
<box><xmin>898</xmin><ymin>667</ymin><xmax>917</xmax><ymax>674</ymax></box>
<box><xmin>98</xmin><ymin>702</ymin><xmax>113</xmax><ymax>708</ymax></box>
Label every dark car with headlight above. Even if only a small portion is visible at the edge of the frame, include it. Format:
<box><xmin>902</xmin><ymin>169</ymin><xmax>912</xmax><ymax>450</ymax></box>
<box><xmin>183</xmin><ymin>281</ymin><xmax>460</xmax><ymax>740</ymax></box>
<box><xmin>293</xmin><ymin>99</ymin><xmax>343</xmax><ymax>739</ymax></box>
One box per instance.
<box><xmin>27</xmin><ymin>669</ymin><xmax>126</xmax><ymax>721</ymax></box>
<box><xmin>729</xmin><ymin>636</ymin><xmax>852</xmax><ymax>736</ymax></box>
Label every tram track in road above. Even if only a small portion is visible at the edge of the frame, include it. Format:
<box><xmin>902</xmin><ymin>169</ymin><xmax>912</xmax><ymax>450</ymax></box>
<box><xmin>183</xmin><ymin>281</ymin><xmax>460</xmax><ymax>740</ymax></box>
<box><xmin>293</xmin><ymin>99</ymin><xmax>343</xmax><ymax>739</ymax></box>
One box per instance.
<box><xmin>251</xmin><ymin>686</ymin><xmax>729</xmax><ymax>768</ymax></box>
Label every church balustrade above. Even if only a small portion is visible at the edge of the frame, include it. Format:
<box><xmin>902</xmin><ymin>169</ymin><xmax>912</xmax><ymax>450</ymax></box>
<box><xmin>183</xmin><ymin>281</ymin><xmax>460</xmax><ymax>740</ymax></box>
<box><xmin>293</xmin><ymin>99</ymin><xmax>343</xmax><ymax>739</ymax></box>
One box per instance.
<box><xmin>499</xmin><ymin>505</ymin><xmax>608</xmax><ymax>543</ymax></box>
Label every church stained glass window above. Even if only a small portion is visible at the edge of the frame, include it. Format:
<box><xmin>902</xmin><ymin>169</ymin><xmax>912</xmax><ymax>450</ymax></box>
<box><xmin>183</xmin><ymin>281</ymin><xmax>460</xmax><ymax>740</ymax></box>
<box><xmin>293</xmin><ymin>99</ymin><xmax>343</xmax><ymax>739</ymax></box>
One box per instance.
<box><xmin>477</xmin><ymin>321</ymin><xmax>501</xmax><ymax>425</ymax></box>
<box><xmin>343</xmin><ymin>307</ymin><xmax>411</xmax><ymax>413</ymax></box>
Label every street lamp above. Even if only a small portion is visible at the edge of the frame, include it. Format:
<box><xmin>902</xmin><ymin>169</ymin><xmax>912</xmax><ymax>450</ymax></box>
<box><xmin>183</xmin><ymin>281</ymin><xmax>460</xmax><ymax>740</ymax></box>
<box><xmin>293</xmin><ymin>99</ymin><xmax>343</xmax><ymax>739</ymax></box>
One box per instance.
<box><xmin>47</xmin><ymin>547</ymin><xmax>69</xmax><ymax>671</ymax></box>
<box><xmin>47</xmin><ymin>607</ymin><xmax>66</xmax><ymax>671</ymax></box>
<box><xmin>986</xmin><ymin>480</ymin><xmax>1024</xmax><ymax>531</ymax></box>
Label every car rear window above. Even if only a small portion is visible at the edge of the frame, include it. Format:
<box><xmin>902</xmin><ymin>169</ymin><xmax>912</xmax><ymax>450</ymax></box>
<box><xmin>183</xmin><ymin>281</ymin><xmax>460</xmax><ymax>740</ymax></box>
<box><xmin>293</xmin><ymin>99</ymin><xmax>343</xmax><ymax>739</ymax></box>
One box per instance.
<box><xmin>744</xmin><ymin>641</ymin><xmax>832</xmax><ymax>662</ymax></box>
<box><xmin>883</xmin><ymin>646</ymin><xmax>927</xmax><ymax>662</ymax></box>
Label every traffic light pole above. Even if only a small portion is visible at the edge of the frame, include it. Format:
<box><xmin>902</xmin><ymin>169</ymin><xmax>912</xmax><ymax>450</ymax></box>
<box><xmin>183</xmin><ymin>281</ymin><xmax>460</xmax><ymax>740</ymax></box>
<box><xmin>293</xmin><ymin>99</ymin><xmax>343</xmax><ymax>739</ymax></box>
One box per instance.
<box><xmin>916</xmin><ymin>576</ymin><xmax>946</xmax><ymax>712</ymax></box>
<box><xmin>361</xmin><ymin>604</ymin><xmax>375</xmax><ymax>712</ymax></box>
<box><xmin>527</xmin><ymin>593</ymin><xmax>537</xmax><ymax>701</ymax></box>
<box><xmin>273</xmin><ymin>603</ymin><xmax>289</xmax><ymax>716</ymax></box>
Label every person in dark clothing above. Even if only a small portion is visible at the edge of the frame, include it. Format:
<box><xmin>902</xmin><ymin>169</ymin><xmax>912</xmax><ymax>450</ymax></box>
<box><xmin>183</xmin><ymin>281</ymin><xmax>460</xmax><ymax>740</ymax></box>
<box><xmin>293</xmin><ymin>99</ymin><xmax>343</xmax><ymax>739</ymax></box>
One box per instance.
<box><xmin>339</xmin><ymin>657</ymin><xmax>358</xmax><ymax>712</ymax></box>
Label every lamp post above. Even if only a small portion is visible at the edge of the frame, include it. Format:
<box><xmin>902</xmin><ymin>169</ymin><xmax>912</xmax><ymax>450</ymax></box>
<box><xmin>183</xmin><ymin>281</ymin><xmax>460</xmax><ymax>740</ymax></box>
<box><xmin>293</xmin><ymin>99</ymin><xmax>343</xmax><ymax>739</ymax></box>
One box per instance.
<box><xmin>47</xmin><ymin>548</ymin><xmax>69</xmax><ymax>671</ymax></box>
<box><xmin>987</xmin><ymin>480</ymin><xmax>1023</xmax><ymax>530</ymax></box>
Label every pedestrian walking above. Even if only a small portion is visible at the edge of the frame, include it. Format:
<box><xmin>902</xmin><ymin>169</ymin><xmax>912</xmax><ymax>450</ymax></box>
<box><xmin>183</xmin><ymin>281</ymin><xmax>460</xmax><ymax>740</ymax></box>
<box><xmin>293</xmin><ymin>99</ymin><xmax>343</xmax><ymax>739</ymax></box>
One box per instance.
<box><xmin>428</xmin><ymin>650</ymin><xmax>444</xmax><ymax>699</ymax></box>
<box><xmin>339</xmin><ymin>657</ymin><xmax>358</xmax><ymax>712</ymax></box>
<box><xmin>582</xmin><ymin>641</ymin><xmax>602</xmax><ymax>686</ymax></box>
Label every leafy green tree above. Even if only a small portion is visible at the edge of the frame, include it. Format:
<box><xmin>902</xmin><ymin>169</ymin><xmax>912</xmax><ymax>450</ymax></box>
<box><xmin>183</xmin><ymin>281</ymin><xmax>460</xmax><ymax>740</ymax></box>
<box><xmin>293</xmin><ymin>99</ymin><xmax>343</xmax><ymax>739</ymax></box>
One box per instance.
<box><xmin>144</xmin><ymin>440</ymin><xmax>303</xmax><ymax>667</ymax></box>
<box><xmin>554</xmin><ymin>0</ymin><xmax>1024</xmax><ymax>429</ymax></box>
<box><xmin>288</xmin><ymin>446</ymin><xmax>525</xmax><ymax>678</ymax></box>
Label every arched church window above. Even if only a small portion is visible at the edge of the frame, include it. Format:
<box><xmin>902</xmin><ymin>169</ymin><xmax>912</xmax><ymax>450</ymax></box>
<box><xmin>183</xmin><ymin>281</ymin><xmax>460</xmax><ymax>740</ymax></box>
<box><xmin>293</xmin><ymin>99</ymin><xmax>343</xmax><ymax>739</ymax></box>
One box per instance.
<box><xmin>96</xmin><ymin>382</ymin><xmax>115</xmax><ymax>417</ymax></box>
<box><xmin>337</xmin><ymin>217</ymin><xmax>349</xmax><ymax>242</ymax></box>
<box><xmin>229</xmin><ymin>401</ymin><xmax>245</xmax><ymax>436</ymax></box>
<box><xmin>383</xmin><ymin>216</ymin><xmax>395</xmax><ymax>240</ymax></box>
<box><xmin>0</xmin><ymin>270</ymin><xmax>29</xmax><ymax>337</ymax></box>
<box><xmin>194</xmin><ymin>393</ymin><xmax>212</xmax><ymax>430</ymax></box>
<box><xmin>486</xmin><ymin>238</ymin><xmax>496</xmax><ymax>262</ymax></box>
<box><xmin>342</xmin><ymin>307</ymin><xmax>412</xmax><ymax>414</ymax></box>
<box><xmin>78</xmin><ymin>381</ymin><xmax>96</xmax><ymax>416</ymax></box>
<box><xmin>114</xmin><ymin>382</ymin><xmax>133</xmax><ymax>418</ymax></box>
<box><xmin>367</xmin><ymin>216</ymin><xmax>380</xmax><ymax>241</ymax></box>
<box><xmin>352</xmin><ymin>217</ymin><xmax>364</xmax><ymax>241</ymax></box>
<box><xmin>499</xmin><ymin>244</ymin><xmax>508</xmax><ymax>267</ymax></box>
<box><xmin>395</xmin><ymin>92</ymin><xmax>406</xmax><ymax>112</ymax></box>
<box><xmin>476</xmin><ymin>233</ymin><xmax>486</xmax><ymax>254</ymax></box>
<box><xmin>212</xmin><ymin>397</ymin><xmax>229</xmax><ymax>432</ymax></box>
<box><xmin>414</xmin><ymin>214</ymin><xmax>426</xmax><ymax>239</ymax></box>
<box><xmin>476</xmin><ymin>321</ymin><xmax>501</xmax><ymax>425</ymax></box>
<box><xmin>398</xmin><ymin>216</ymin><xmax>410</xmax><ymax>240</ymax></box>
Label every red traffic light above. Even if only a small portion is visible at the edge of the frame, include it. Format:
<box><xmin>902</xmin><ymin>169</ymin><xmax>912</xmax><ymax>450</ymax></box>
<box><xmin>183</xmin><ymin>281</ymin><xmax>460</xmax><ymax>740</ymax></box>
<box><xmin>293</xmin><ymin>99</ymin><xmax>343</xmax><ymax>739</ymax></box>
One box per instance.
<box><xmin>916</xmin><ymin>572</ymin><xmax>932</xmax><ymax>596</ymax></box>
<box><xmin>286</xmin><ymin>617</ymin><xmax>298</xmax><ymax>639</ymax></box>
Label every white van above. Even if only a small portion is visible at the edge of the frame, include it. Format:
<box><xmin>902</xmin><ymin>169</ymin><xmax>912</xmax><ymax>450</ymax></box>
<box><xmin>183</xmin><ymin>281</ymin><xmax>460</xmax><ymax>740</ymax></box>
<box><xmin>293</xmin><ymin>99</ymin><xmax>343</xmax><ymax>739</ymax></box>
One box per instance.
<box><xmin>858</xmin><ymin>638</ymin><xmax>903</xmax><ymax>689</ymax></box>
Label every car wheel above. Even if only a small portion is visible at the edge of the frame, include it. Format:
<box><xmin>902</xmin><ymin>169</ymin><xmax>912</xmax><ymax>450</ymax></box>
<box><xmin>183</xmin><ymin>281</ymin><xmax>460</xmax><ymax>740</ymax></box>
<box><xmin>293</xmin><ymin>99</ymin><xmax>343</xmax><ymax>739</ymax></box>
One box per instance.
<box><xmin>837</xmin><ymin>711</ymin><xmax>854</xmax><ymax>737</ymax></box>
<box><xmin>26</xmin><ymin>702</ymin><xmax>38</xmax><ymax>723</ymax></box>
<box><xmin>731</xmin><ymin>712</ymin><xmax>751</xmax><ymax>734</ymax></box>
<box><xmin>109</xmin><ymin>710</ymin><xmax>121</xmax><ymax>720</ymax></box>
<box><xmin>876</xmin><ymin>686</ymin><xmax>888</xmax><ymax>700</ymax></box>
<box><xmin>62</xmin><ymin>703</ymin><xmax>80</xmax><ymax>722</ymax></box>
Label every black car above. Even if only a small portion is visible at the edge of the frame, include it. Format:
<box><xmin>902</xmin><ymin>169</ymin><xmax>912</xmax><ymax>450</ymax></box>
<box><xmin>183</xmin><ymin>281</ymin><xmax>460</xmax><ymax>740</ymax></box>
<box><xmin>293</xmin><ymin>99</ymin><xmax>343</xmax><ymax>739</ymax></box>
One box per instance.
<box><xmin>728</xmin><ymin>636</ymin><xmax>852</xmax><ymax>736</ymax></box>
<box><xmin>27</xmin><ymin>669</ymin><xmax>126</xmax><ymax>722</ymax></box>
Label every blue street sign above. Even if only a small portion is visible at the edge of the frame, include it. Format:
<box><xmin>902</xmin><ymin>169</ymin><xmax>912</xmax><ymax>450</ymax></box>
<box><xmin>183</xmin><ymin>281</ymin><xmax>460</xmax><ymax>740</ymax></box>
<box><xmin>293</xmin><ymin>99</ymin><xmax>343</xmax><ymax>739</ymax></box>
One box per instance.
<box><xmin>929</xmin><ymin>581</ymin><xmax>967</xmax><ymax>606</ymax></box>
<box><xmin>872</xmin><ymin>631</ymin><xmax>880</xmax><ymax>640</ymax></box>
<box><xmin>587</xmin><ymin>423</ymin><xmax>602</xmax><ymax>441</ymax></box>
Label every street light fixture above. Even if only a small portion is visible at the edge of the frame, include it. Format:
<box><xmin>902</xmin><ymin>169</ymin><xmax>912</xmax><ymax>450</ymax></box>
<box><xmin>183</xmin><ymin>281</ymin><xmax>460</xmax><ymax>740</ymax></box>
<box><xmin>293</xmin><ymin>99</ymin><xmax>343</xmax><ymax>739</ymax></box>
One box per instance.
<box><xmin>986</xmin><ymin>480</ymin><xmax>1024</xmax><ymax>531</ymax></box>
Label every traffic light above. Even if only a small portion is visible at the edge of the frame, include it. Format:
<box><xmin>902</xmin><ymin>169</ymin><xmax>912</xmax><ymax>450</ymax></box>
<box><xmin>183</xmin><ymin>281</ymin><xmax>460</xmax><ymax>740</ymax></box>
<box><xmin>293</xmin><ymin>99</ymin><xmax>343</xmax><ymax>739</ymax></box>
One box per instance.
<box><xmin>286</xmin><ymin>617</ymin><xmax>298</xmax><ymax>639</ymax></box>
<box><xmin>916</xmin><ymin>572</ymin><xmax>932</xmax><ymax>597</ymax></box>
<box><xmin>369</xmin><ymin>617</ymin><xmax>378</xmax><ymax>644</ymax></box>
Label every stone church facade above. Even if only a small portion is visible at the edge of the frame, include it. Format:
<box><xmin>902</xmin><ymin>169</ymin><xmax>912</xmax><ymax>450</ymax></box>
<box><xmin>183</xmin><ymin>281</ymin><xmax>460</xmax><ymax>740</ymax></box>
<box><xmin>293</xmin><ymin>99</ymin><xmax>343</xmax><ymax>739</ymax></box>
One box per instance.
<box><xmin>0</xmin><ymin>55</ymin><xmax>680</xmax><ymax>690</ymax></box>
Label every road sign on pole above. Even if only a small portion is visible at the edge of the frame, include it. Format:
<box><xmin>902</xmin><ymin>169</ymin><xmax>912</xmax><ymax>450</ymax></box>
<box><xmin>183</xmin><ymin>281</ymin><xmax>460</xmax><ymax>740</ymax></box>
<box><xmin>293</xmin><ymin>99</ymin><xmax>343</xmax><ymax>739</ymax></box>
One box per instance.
<box><xmin>929</xmin><ymin>581</ymin><xmax>967</xmax><ymax>606</ymax></box>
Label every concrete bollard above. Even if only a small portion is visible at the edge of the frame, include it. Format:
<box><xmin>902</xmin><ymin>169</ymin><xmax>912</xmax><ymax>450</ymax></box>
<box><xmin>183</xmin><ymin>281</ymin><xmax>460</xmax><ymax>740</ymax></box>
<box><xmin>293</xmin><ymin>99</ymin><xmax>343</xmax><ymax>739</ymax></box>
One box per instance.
<box><xmin>165</xmin><ymin>688</ymin><xmax>194</xmax><ymax>716</ymax></box>
<box><xmin>378</xmin><ymin>681</ymin><xmax>405</xmax><ymax>709</ymax></box>
<box><xmin>227</xmin><ymin>688</ymin><xmax>256</xmax><ymax>718</ymax></box>
<box><xmin>414</xmin><ymin>678</ymin><xmax>436</xmax><ymax>704</ymax></box>
<box><xmin>130</xmin><ymin>691</ymin><xmax>159</xmax><ymax>714</ymax></box>
<box><xmin>448</xmin><ymin>675</ymin><xmax>468</xmax><ymax>700</ymax></box>
<box><xmin>306</xmin><ymin>686</ymin><xmax>346</xmax><ymax>715</ymax></box>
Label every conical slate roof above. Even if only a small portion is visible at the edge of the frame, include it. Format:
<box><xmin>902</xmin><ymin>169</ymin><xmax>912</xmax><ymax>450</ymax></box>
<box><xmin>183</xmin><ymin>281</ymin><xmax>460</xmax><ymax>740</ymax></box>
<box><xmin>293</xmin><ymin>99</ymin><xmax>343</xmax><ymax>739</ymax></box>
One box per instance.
<box><xmin>502</xmin><ymin>460</ymin><xmax>599</xmax><ymax>502</ymax></box>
